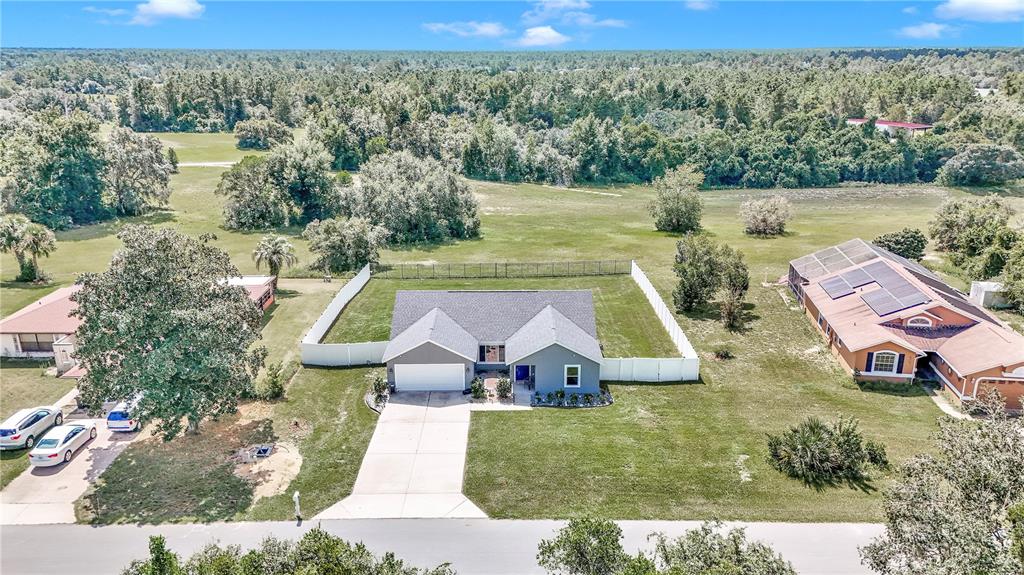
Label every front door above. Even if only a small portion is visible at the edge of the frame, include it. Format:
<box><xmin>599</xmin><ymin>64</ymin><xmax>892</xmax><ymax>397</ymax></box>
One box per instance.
<box><xmin>514</xmin><ymin>365</ymin><xmax>534</xmax><ymax>382</ymax></box>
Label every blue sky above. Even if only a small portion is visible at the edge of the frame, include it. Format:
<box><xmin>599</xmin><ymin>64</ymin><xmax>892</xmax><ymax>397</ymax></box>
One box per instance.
<box><xmin>3</xmin><ymin>1</ymin><xmax>1022</xmax><ymax>50</ymax></box>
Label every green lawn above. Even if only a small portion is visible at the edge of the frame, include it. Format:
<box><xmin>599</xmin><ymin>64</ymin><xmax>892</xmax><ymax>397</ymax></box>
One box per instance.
<box><xmin>464</xmin><ymin>285</ymin><xmax>940</xmax><ymax>522</ymax></box>
<box><xmin>3</xmin><ymin>132</ymin><xmax>1022</xmax><ymax>522</ymax></box>
<box><xmin>321</xmin><ymin>276</ymin><xmax>679</xmax><ymax>358</ymax></box>
<box><xmin>0</xmin><ymin>360</ymin><xmax>78</xmax><ymax>488</ymax></box>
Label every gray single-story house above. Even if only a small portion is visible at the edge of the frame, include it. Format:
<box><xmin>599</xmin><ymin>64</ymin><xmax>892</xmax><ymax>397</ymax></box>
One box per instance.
<box><xmin>382</xmin><ymin>290</ymin><xmax>603</xmax><ymax>396</ymax></box>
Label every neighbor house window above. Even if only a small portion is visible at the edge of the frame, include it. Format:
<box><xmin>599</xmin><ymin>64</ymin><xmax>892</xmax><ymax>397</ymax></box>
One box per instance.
<box><xmin>872</xmin><ymin>351</ymin><xmax>897</xmax><ymax>373</ymax></box>
<box><xmin>18</xmin><ymin>334</ymin><xmax>55</xmax><ymax>352</ymax></box>
<box><xmin>906</xmin><ymin>317</ymin><xmax>932</xmax><ymax>328</ymax></box>
<box><xmin>817</xmin><ymin>313</ymin><xmax>825</xmax><ymax>329</ymax></box>
<box><xmin>564</xmin><ymin>365</ymin><xmax>581</xmax><ymax>388</ymax></box>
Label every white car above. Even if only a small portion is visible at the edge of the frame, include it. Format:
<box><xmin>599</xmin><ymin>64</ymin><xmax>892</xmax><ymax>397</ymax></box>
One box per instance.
<box><xmin>28</xmin><ymin>422</ymin><xmax>97</xmax><ymax>467</ymax></box>
<box><xmin>106</xmin><ymin>400</ymin><xmax>141</xmax><ymax>432</ymax></box>
<box><xmin>0</xmin><ymin>407</ymin><xmax>63</xmax><ymax>450</ymax></box>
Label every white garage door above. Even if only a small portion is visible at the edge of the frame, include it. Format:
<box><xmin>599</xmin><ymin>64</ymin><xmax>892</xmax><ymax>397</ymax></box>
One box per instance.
<box><xmin>394</xmin><ymin>363</ymin><xmax>465</xmax><ymax>391</ymax></box>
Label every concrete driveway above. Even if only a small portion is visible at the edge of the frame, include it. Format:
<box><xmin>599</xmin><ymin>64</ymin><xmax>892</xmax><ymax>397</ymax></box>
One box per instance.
<box><xmin>317</xmin><ymin>392</ymin><xmax>486</xmax><ymax>519</ymax></box>
<box><xmin>0</xmin><ymin>420</ymin><xmax>140</xmax><ymax>525</ymax></box>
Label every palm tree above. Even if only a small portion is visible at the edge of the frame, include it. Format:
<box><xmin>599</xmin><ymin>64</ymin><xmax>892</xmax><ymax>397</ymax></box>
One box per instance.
<box><xmin>252</xmin><ymin>235</ymin><xmax>297</xmax><ymax>279</ymax></box>
<box><xmin>20</xmin><ymin>223</ymin><xmax>57</xmax><ymax>281</ymax></box>
<box><xmin>0</xmin><ymin>214</ymin><xmax>30</xmax><ymax>275</ymax></box>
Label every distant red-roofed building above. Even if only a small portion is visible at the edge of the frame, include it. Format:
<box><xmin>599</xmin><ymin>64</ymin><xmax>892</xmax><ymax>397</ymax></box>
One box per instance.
<box><xmin>1</xmin><ymin>276</ymin><xmax>277</xmax><ymax>375</ymax></box>
<box><xmin>846</xmin><ymin>118</ymin><xmax>933</xmax><ymax>137</ymax></box>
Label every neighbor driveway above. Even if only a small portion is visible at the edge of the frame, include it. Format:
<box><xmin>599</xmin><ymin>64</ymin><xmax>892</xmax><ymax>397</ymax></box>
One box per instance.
<box><xmin>317</xmin><ymin>392</ymin><xmax>486</xmax><ymax>519</ymax></box>
<box><xmin>0</xmin><ymin>421</ymin><xmax>140</xmax><ymax>525</ymax></box>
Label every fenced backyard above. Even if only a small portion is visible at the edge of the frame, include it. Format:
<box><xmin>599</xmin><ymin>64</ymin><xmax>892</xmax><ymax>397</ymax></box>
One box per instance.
<box><xmin>301</xmin><ymin>260</ymin><xmax>700</xmax><ymax>381</ymax></box>
<box><xmin>371</xmin><ymin>259</ymin><xmax>632</xmax><ymax>280</ymax></box>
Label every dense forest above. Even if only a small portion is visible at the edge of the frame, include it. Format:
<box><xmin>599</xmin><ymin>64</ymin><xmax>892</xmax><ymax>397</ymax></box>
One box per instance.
<box><xmin>1</xmin><ymin>49</ymin><xmax>1022</xmax><ymax>209</ymax></box>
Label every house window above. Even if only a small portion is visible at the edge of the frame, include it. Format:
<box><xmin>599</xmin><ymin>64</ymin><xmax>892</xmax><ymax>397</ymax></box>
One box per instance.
<box><xmin>873</xmin><ymin>351</ymin><xmax>898</xmax><ymax>373</ymax></box>
<box><xmin>906</xmin><ymin>317</ymin><xmax>932</xmax><ymax>328</ymax></box>
<box><xmin>564</xmin><ymin>365</ymin><xmax>581</xmax><ymax>388</ymax></box>
<box><xmin>478</xmin><ymin>345</ymin><xmax>505</xmax><ymax>363</ymax></box>
<box><xmin>18</xmin><ymin>334</ymin><xmax>55</xmax><ymax>352</ymax></box>
<box><xmin>817</xmin><ymin>312</ymin><xmax>825</xmax><ymax>329</ymax></box>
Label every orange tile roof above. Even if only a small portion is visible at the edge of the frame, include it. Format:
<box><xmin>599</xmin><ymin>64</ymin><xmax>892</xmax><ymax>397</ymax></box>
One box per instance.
<box><xmin>796</xmin><ymin>240</ymin><xmax>1024</xmax><ymax>378</ymax></box>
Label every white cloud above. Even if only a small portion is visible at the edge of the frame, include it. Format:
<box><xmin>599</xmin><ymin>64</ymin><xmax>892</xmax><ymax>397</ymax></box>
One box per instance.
<box><xmin>684</xmin><ymin>0</ymin><xmax>718</xmax><ymax>10</ymax></box>
<box><xmin>898</xmin><ymin>21</ymin><xmax>955</xmax><ymax>38</ymax></box>
<box><xmin>562</xmin><ymin>11</ymin><xmax>627</xmax><ymax>27</ymax></box>
<box><xmin>423</xmin><ymin>21</ymin><xmax>511</xmax><ymax>38</ymax></box>
<box><xmin>83</xmin><ymin>6</ymin><xmax>129</xmax><ymax>16</ymax></box>
<box><xmin>131</xmin><ymin>0</ymin><xmax>205</xmax><ymax>25</ymax></box>
<box><xmin>522</xmin><ymin>0</ymin><xmax>591</xmax><ymax>25</ymax></box>
<box><xmin>902</xmin><ymin>6</ymin><xmax>919</xmax><ymax>14</ymax></box>
<box><xmin>935</xmin><ymin>0</ymin><xmax>1024</xmax><ymax>21</ymax></box>
<box><xmin>515</xmin><ymin>26</ymin><xmax>571</xmax><ymax>47</ymax></box>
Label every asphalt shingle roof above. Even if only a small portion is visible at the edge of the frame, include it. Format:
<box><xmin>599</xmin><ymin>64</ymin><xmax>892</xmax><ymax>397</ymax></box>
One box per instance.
<box><xmin>382</xmin><ymin>308</ymin><xmax>478</xmax><ymax>362</ymax></box>
<box><xmin>390</xmin><ymin>290</ymin><xmax>598</xmax><ymax>341</ymax></box>
<box><xmin>505</xmin><ymin>305</ymin><xmax>603</xmax><ymax>363</ymax></box>
<box><xmin>387</xmin><ymin>290</ymin><xmax>602</xmax><ymax>363</ymax></box>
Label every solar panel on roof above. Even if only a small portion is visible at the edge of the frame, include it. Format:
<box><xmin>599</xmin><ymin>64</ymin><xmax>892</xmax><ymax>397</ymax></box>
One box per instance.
<box><xmin>899</xmin><ymin>292</ymin><xmax>930</xmax><ymax>308</ymax></box>
<box><xmin>821</xmin><ymin>276</ymin><xmax>854</xmax><ymax>299</ymax></box>
<box><xmin>889</xmin><ymin>282</ymin><xmax>920</xmax><ymax>298</ymax></box>
<box><xmin>848</xmin><ymin>251</ymin><xmax>878</xmax><ymax>264</ymax></box>
<box><xmin>862</xmin><ymin>290</ymin><xmax>903</xmax><ymax>316</ymax></box>
<box><xmin>840</xmin><ymin>268</ymin><xmax>873</xmax><ymax>288</ymax></box>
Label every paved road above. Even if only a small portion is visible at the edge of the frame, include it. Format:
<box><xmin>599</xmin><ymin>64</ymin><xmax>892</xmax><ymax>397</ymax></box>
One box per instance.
<box><xmin>1</xmin><ymin>519</ymin><xmax>882</xmax><ymax>574</ymax></box>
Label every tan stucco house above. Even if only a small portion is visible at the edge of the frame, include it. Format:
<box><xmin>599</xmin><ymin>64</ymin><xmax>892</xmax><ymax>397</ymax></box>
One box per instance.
<box><xmin>789</xmin><ymin>239</ymin><xmax>1024</xmax><ymax>410</ymax></box>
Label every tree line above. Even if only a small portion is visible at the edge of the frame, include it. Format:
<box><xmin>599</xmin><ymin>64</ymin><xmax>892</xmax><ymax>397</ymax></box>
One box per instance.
<box><xmin>3</xmin><ymin>48</ymin><xmax>1023</xmax><ymax>192</ymax></box>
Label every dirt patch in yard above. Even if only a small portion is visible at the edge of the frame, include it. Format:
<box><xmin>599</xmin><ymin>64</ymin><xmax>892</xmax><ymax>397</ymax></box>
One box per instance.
<box><xmin>235</xmin><ymin>442</ymin><xmax>303</xmax><ymax>500</ymax></box>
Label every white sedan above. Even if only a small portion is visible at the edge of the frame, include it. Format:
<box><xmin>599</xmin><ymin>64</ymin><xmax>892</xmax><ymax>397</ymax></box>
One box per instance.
<box><xmin>28</xmin><ymin>422</ymin><xmax>97</xmax><ymax>467</ymax></box>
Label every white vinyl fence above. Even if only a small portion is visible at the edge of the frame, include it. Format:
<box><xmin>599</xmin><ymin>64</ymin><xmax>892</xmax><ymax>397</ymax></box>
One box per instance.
<box><xmin>301</xmin><ymin>265</ymin><xmax>388</xmax><ymax>367</ymax></box>
<box><xmin>298</xmin><ymin>260</ymin><xmax>700</xmax><ymax>379</ymax></box>
<box><xmin>598</xmin><ymin>261</ymin><xmax>700</xmax><ymax>382</ymax></box>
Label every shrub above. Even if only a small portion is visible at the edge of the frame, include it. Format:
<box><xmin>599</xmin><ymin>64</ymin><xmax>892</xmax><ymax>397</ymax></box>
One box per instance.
<box><xmin>713</xmin><ymin>345</ymin><xmax>735</xmax><ymax>360</ymax></box>
<box><xmin>496</xmin><ymin>377</ymin><xmax>512</xmax><ymax>399</ymax></box>
<box><xmin>216</xmin><ymin>156</ymin><xmax>291</xmax><ymax>230</ymax></box>
<box><xmin>257</xmin><ymin>361</ymin><xmax>286</xmax><ymax>400</ymax></box>
<box><xmin>649</xmin><ymin>165</ymin><xmax>704</xmax><ymax>233</ymax></box>
<box><xmin>873</xmin><ymin>228</ymin><xmax>927</xmax><ymax>261</ymax></box>
<box><xmin>304</xmin><ymin>217</ymin><xmax>387</xmax><ymax>273</ymax></box>
<box><xmin>766</xmin><ymin>416</ymin><xmax>887</xmax><ymax>484</ymax></box>
<box><xmin>673</xmin><ymin>233</ymin><xmax>722</xmax><ymax>312</ymax></box>
<box><xmin>470</xmin><ymin>377</ymin><xmax>487</xmax><ymax>399</ymax></box>
<box><xmin>569</xmin><ymin>393</ymin><xmax>580</xmax><ymax>406</ymax></box>
<box><xmin>583</xmin><ymin>393</ymin><xmax>594</xmax><ymax>405</ymax></box>
<box><xmin>124</xmin><ymin>528</ymin><xmax>453</xmax><ymax>575</ymax></box>
<box><xmin>739</xmin><ymin>195</ymin><xmax>792</xmax><ymax>236</ymax></box>
<box><xmin>546</xmin><ymin>392</ymin><xmax>556</xmax><ymax>404</ymax></box>
<box><xmin>341</xmin><ymin>151</ymin><xmax>480</xmax><ymax>244</ymax></box>
<box><xmin>234</xmin><ymin>118</ymin><xmax>293</xmax><ymax>150</ymax></box>
<box><xmin>938</xmin><ymin>144</ymin><xmax>1024</xmax><ymax>186</ymax></box>
<box><xmin>371</xmin><ymin>373</ymin><xmax>389</xmax><ymax>406</ymax></box>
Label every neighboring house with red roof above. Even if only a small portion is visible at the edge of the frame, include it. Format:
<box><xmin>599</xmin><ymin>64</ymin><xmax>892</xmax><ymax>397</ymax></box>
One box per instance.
<box><xmin>0</xmin><ymin>276</ymin><xmax>277</xmax><ymax>376</ymax></box>
<box><xmin>0</xmin><ymin>285</ymin><xmax>83</xmax><ymax>373</ymax></box>
<box><xmin>846</xmin><ymin>118</ymin><xmax>933</xmax><ymax>137</ymax></box>
<box><xmin>789</xmin><ymin>239</ymin><xmax>1024</xmax><ymax>411</ymax></box>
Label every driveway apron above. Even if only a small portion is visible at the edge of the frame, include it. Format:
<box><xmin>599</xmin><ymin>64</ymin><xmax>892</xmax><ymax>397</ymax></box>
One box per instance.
<box><xmin>317</xmin><ymin>392</ymin><xmax>486</xmax><ymax>519</ymax></box>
